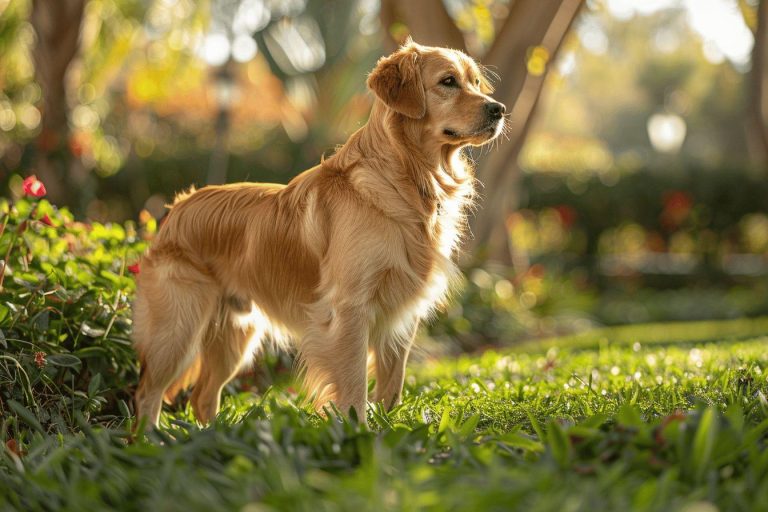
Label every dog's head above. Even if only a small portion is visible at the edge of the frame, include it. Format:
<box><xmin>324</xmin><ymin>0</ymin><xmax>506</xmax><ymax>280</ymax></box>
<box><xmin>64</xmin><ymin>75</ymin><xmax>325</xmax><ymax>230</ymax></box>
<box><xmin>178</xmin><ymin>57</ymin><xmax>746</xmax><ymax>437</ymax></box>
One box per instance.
<box><xmin>367</xmin><ymin>40</ymin><xmax>505</xmax><ymax>147</ymax></box>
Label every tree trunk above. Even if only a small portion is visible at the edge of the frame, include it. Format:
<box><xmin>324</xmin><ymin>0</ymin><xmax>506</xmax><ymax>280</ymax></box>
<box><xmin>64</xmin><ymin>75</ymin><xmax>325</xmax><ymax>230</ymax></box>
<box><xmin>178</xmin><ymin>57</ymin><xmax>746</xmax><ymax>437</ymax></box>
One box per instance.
<box><xmin>379</xmin><ymin>0</ymin><xmax>584</xmax><ymax>263</ymax></box>
<box><xmin>469</xmin><ymin>0</ymin><xmax>583</xmax><ymax>262</ymax></box>
<box><xmin>380</xmin><ymin>0</ymin><xmax>467</xmax><ymax>52</ymax></box>
<box><xmin>747</xmin><ymin>0</ymin><xmax>768</xmax><ymax>167</ymax></box>
<box><xmin>29</xmin><ymin>0</ymin><xmax>86</xmax><ymax>207</ymax></box>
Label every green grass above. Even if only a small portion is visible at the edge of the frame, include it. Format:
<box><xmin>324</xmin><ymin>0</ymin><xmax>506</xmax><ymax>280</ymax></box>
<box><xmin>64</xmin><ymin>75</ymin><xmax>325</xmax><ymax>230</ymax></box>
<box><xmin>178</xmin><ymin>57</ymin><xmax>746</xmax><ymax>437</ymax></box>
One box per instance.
<box><xmin>2</xmin><ymin>192</ymin><xmax>768</xmax><ymax>511</ymax></box>
<box><xmin>3</xmin><ymin>320</ymin><xmax>768</xmax><ymax>511</ymax></box>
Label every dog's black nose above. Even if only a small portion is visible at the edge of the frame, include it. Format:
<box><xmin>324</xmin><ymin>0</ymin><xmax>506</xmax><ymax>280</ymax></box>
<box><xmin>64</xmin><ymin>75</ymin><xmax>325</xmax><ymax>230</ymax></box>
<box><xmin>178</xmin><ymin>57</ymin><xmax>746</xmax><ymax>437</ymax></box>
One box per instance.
<box><xmin>485</xmin><ymin>102</ymin><xmax>506</xmax><ymax>120</ymax></box>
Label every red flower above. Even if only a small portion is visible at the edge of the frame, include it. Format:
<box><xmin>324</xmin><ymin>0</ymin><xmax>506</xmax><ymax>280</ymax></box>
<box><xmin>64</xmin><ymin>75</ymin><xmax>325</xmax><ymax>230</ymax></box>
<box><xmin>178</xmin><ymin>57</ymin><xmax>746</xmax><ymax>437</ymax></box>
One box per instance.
<box><xmin>22</xmin><ymin>175</ymin><xmax>46</xmax><ymax>198</ymax></box>
<box><xmin>40</xmin><ymin>214</ymin><xmax>54</xmax><ymax>227</ymax></box>
<box><xmin>34</xmin><ymin>351</ymin><xmax>46</xmax><ymax>368</ymax></box>
<box><xmin>128</xmin><ymin>263</ymin><xmax>140</xmax><ymax>275</ymax></box>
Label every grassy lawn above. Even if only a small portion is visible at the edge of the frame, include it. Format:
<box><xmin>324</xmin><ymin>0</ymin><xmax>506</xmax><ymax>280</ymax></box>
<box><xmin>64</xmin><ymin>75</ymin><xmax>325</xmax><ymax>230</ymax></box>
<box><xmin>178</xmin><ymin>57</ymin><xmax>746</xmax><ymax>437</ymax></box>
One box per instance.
<box><xmin>3</xmin><ymin>318</ymin><xmax>768</xmax><ymax>511</ymax></box>
<box><xmin>2</xmin><ymin>198</ymin><xmax>768</xmax><ymax>511</ymax></box>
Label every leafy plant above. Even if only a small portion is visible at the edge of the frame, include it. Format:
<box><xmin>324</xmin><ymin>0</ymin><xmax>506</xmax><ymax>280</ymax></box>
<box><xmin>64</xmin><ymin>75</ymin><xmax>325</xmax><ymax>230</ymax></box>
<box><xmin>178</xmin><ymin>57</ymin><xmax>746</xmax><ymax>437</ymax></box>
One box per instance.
<box><xmin>0</xmin><ymin>179</ymin><xmax>148</xmax><ymax>436</ymax></box>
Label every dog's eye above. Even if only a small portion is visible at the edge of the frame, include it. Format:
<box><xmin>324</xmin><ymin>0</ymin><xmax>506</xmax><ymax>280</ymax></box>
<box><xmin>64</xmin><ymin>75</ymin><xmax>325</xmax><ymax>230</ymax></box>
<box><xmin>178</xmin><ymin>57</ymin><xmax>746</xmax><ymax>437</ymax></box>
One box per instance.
<box><xmin>476</xmin><ymin>78</ymin><xmax>481</xmax><ymax>87</ymax></box>
<box><xmin>440</xmin><ymin>76</ymin><xmax>458</xmax><ymax>87</ymax></box>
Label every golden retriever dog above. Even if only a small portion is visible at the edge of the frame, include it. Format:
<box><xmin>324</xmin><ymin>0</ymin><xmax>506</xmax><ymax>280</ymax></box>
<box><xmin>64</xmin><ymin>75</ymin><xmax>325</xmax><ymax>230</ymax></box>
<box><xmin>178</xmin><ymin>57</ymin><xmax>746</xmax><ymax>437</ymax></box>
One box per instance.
<box><xmin>133</xmin><ymin>40</ymin><xmax>506</xmax><ymax>427</ymax></box>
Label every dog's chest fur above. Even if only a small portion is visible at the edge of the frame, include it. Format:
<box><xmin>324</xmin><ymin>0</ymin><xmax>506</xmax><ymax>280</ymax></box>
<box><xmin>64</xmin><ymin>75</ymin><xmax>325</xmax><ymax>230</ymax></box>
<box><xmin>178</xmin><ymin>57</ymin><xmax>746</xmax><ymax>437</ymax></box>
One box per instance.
<box><xmin>367</xmin><ymin>181</ymin><xmax>468</xmax><ymax>329</ymax></box>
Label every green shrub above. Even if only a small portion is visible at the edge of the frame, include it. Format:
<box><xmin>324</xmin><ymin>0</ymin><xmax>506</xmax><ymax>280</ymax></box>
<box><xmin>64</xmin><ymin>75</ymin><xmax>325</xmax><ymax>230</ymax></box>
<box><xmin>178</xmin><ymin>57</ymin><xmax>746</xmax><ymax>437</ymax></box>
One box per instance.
<box><xmin>0</xmin><ymin>189</ymin><xmax>147</xmax><ymax>436</ymax></box>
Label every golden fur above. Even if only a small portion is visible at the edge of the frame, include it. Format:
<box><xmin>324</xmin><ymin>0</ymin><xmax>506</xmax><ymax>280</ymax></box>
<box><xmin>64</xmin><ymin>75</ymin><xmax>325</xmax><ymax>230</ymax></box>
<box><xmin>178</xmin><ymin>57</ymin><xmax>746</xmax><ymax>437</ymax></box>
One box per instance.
<box><xmin>133</xmin><ymin>40</ymin><xmax>506</xmax><ymax>427</ymax></box>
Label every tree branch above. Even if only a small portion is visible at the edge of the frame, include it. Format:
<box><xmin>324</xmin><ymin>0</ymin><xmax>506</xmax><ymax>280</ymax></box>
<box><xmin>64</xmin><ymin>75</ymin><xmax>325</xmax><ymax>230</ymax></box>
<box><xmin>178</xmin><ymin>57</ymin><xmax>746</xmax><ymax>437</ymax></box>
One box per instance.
<box><xmin>468</xmin><ymin>0</ymin><xmax>584</xmax><ymax>256</ymax></box>
<box><xmin>484</xmin><ymin>0</ymin><xmax>583</xmax><ymax>107</ymax></box>
<box><xmin>379</xmin><ymin>0</ymin><xmax>467</xmax><ymax>53</ymax></box>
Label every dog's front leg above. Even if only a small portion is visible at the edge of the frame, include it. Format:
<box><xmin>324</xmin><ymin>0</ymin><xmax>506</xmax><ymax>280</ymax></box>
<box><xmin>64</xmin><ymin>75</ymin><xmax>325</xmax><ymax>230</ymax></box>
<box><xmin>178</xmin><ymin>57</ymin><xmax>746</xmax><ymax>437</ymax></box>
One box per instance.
<box><xmin>301</xmin><ymin>302</ymin><xmax>371</xmax><ymax>421</ymax></box>
<box><xmin>372</xmin><ymin>320</ymin><xmax>418</xmax><ymax>410</ymax></box>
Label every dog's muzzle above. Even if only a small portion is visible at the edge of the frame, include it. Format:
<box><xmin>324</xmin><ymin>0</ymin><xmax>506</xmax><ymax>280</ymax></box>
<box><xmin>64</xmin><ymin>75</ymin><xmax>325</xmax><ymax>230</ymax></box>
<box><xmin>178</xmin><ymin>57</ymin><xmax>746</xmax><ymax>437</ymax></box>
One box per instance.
<box><xmin>484</xmin><ymin>101</ymin><xmax>506</xmax><ymax>122</ymax></box>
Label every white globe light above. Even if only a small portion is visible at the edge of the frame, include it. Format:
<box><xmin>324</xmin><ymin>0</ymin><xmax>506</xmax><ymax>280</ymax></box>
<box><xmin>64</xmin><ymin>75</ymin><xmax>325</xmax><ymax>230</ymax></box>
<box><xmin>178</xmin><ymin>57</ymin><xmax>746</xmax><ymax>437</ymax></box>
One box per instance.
<box><xmin>647</xmin><ymin>113</ymin><xmax>687</xmax><ymax>154</ymax></box>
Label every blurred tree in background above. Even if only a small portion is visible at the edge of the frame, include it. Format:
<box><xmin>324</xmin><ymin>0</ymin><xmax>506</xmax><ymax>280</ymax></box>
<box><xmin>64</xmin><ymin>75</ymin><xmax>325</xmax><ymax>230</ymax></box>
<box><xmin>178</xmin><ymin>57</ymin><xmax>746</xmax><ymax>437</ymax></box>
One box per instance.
<box><xmin>29</xmin><ymin>0</ymin><xmax>86</xmax><ymax>206</ymax></box>
<box><xmin>380</xmin><ymin>0</ymin><xmax>585</xmax><ymax>261</ymax></box>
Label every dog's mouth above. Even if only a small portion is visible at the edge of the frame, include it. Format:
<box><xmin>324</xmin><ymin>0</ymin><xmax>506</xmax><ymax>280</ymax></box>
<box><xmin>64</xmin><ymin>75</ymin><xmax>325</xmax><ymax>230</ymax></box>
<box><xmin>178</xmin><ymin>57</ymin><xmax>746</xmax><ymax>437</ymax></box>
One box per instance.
<box><xmin>442</xmin><ymin>119</ymin><xmax>503</xmax><ymax>141</ymax></box>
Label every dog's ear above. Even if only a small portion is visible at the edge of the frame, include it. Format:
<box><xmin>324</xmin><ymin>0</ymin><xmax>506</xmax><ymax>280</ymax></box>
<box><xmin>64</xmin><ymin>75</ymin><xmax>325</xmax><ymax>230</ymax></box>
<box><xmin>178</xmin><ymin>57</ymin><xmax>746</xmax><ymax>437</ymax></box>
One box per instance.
<box><xmin>367</xmin><ymin>44</ymin><xmax>426</xmax><ymax>119</ymax></box>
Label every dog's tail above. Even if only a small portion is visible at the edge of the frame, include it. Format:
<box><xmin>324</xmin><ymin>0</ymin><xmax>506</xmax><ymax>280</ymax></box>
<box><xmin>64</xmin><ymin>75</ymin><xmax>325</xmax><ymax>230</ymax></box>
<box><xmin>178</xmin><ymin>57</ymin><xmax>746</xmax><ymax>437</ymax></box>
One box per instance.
<box><xmin>163</xmin><ymin>356</ymin><xmax>202</xmax><ymax>404</ymax></box>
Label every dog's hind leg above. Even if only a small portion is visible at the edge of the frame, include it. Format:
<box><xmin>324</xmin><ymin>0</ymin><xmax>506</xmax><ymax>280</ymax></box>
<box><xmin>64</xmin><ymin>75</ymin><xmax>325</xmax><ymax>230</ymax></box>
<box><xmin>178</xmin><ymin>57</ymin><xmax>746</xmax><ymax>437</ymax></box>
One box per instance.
<box><xmin>133</xmin><ymin>260</ymin><xmax>217</xmax><ymax>429</ymax></box>
<box><xmin>190</xmin><ymin>300</ymin><xmax>263</xmax><ymax>424</ymax></box>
